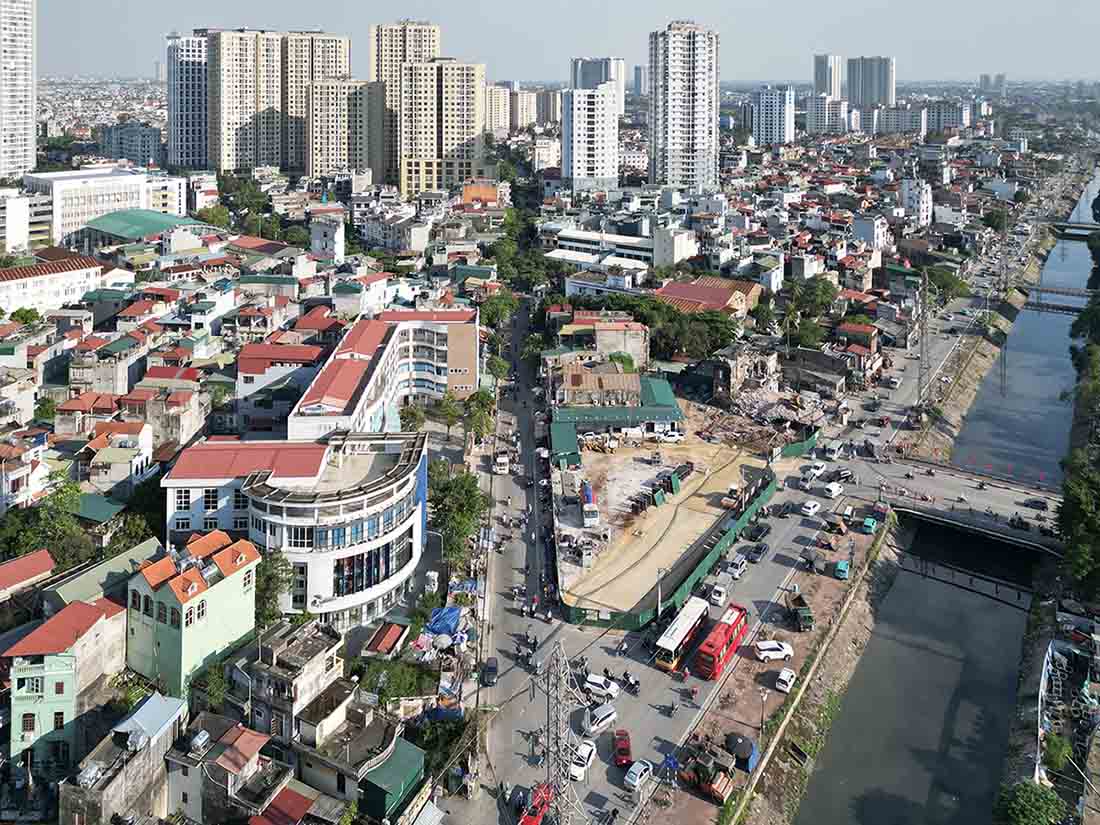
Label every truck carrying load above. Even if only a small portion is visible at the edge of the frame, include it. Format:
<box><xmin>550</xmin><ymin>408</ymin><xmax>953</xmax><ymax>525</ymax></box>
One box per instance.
<box><xmin>784</xmin><ymin>589</ymin><xmax>815</xmax><ymax>631</ymax></box>
<box><xmin>494</xmin><ymin>451</ymin><xmax>510</xmax><ymax>474</ymax></box>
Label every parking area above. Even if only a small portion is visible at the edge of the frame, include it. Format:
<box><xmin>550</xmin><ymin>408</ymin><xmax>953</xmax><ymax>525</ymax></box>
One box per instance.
<box><xmin>482</xmin><ymin>449</ymin><xmax>881</xmax><ymax>824</ymax></box>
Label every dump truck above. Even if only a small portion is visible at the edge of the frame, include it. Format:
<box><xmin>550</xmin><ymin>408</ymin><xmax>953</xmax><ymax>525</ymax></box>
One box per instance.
<box><xmin>678</xmin><ymin>745</ymin><xmax>737</xmax><ymax>804</ymax></box>
<box><xmin>785</xmin><ymin>590</ymin><xmax>815</xmax><ymax>632</ymax></box>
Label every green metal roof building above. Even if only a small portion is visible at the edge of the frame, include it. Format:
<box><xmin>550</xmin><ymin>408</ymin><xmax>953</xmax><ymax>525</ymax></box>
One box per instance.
<box><xmin>361</xmin><ymin>737</ymin><xmax>426</xmax><ymax>821</ymax></box>
<box><xmin>549</xmin><ymin>422</ymin><xmax>582</xmax><ymax>468</ymax></box>
<box><xmin>81</xmin><ymin>209</ymin><xmax>214</xmax><ymax>244</ymax></box>
<box><xmin>41</xmin><ymin>536</ymin><xmax>163</xmax><ymax>617</ymax></box>
<box><xmin>553</xmin><ymin>376</ymin><xmax>685</xmax><ymax>427</ymax></box>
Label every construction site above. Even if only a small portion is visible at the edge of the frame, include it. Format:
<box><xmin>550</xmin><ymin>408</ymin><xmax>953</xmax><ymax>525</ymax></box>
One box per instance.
<box><xmin>552</xmin><ymin>400</ymin><xmax>783</xmax><ymax>623</ymax></box>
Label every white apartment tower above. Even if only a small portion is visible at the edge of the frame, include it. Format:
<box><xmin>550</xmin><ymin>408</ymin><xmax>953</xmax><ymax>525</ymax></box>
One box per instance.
<box><xmin>752</xmin><ymin>85</ymin><xmax>795</xmax><ymax>146</ymax></box>
<box><xmin>900</xmin><ymin>178</ymin><xmax>933</xmax><ymax>227</ymax></box>
<box><xmin>306</xmin><ymin>79</ymin><xmax>381</xmax><ymax>179</ymax></box>
<box><xmin>0</xmin><ymin>0</ymin><xmax>35</xmax><ymax>178</ymax></box>
<box><xmin>167</xmin><ymin>30</ymin><xmax>209</xmax><ymax>169</ymax></box>
<box><xmin>848</xmin><ymin>56</ymin><xmax>896</xmax><ymax>108</ymax></box>
<box><xmin>368</xmin><ymin>20</ymin><xmax>441</xmax><ymax>185</ymax></box>
<box><xmin>648</xmin><ymin>21</ymin><xmax>720</xmax><ymax>189</ymax></box>
<box><xmin>807</xmin><ymin>94</ymin><xmax>849</xmax><ymax>135</ymax></box>
<box><xmin>281</xmin><ymin>32</ymin><xmax>352</xmax><ymax>172</ymax></box>
<box><xmin>207</xmin><ymin>29</ymin><xmax>284</xmax><ymax>172</ymax></box>
<box><xmin>484</xmin><ymin>85</ymin><xmax>511</xmax><ymax>132</ymax></box>
<box><xmin>398</xmin><ymin>58</ymin><xmax>485</xmax><ymax>197</ymax></box>
<box><xmin>562</xmin><ymin>81</ymin><xmax>618</xmax><ymax>193</ymax></box>
<box><xmin>570</xmin><ymin>57</ymin><xmax>626</xmax><ymax>116</ymax></box>
<box><xmin>813</xmin><ymin>54</ymin><xmax>842</xmax><ymax>99</ymax></box>
<box><xmin>510</xmin><ymin>90</ymin><xmax>537</xmax><ymax>131</ymax></box>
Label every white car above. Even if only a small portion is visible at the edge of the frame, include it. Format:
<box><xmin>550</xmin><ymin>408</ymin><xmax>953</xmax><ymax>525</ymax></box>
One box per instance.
<box><xmin>776</xmin><ymin>667</ymin><xmax>797</xmax><ymax>694</ymax></box>
<box><xmin>728</xmin><ymin>554</ymin><xmax>748</xmax><ymax>581</ymax></box>
<box><xmin>624</xmin><ymin>759</ymin><xmax>653</xmax><ymax>790</ymax></box>
<box><xmin>570</xmin><ymin>739</ymin><xmax>597</xmax><ymax>781</ymax></box>
<box><xmin>658</xmin><ymin>431</ymin><xmax>684</xmax><ymax>444</ymax></box>
<box><xmin>807</xmin><ymin>461</ymin><xmax>827</xmax><ymax>479</ymax></box>
<box><xmin>584</xmin><ymin>673</ymin><xmax>620</xmax><ymax>700</ymax></box>
<box><xmin>824</xmin><ymin>483</ymin><xmax>843</xmax><ymax>500</ymax></box>
<box><xmin>754</xmin><ymin>640</ymin><xmax>794</xmax><ymax>663</ymax></box>
<box><xmin>801</xmin><ymin>501</ymin><xmax>821</xmax><ymax>517</ymax></box>
<box><xmin>709</xmin><ymin>584</ymin><xmax>727</xmax><ymax>606</ymax></box>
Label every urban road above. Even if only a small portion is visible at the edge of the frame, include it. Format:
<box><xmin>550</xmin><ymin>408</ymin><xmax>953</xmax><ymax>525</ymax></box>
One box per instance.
<box><xmin>445</xmin><ymin>297</ymin><xmax>1058</xmax><ymax>825</ymax></box>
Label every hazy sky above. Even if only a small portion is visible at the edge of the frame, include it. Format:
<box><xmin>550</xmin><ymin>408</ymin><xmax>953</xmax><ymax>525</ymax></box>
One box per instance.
<box><xmin>41</xmin><ymin>0</ymin><xmax>1100</xmax><ymax>83</ymax></box>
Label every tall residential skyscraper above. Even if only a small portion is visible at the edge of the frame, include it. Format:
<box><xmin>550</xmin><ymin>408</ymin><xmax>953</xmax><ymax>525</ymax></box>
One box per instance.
<box><xmin>281</xmin><ymin>31</ymin><xmax>351</xmax><ymax>172</ymax></box>
<box><xmin>806</xmin><ymin>94</ymin><xmax>848</xmax><ymax>135</ymax></box>
<box><xmin>305</xmin><ymin>79</ymin><xmax>381</xmax><ymax>178</ymax></box>
<box><xmin>535</xmin><ymin>90</ymin><xmax>562</xmax><ymax>125</ymax></box>
<box><xmin>813</xmin><ymin>54</ymin><xmax>842</xmax><ymax>98</ymax></box>
<box><xmin>167</xmin><ymin>30</ymin><xmax>210</xmax><ymax>170</ymax></box>
<box><xmin>398</xmin><ymin>57</ymin><xmax>485</xmax><ymax>197</ymax></box>
<box><xmin>752</xmin><ymin>85</ymin><xmax>795</xmax><ymax>145</ymax></box>
<box><xmin>207</xmin><ymin>29</ymin><xmax>284</xmax><ymax>172</ymax></box>
<box><xmin>633</xmin><ymin>65</ymin><xmax>648</xmax><ymax>97</ymax></box>
<box><xmin>562</xmin><ymin>81</ymin><xmax>618</xmax><ymax>193</ymax></box>
<box><xmin>570</xmin><ymin>57</ymin><xmax>626</xmax><ymax>116</ymax></box>
<box><xmin>648</xmin><ymin>21</ymin><xmax>720</xmax><ymax>189</ymax></box>
<box><xmin>510</xmin><ymin>90</ymin><xmax>537</xmax><ymax>131</ymax></box>
<box><xmin>847</xmin><ymin>56</ymin><xmax>896</xmax><ymax>108</ymax></box>
<box><xmin>484</xmin><ymin>84</ymin><xmax>511</xmax><ymax>132</ymax></box>
<box><xmin>0</xmin><ymin>0</ymin><xmax>36</xmax><ymax>179</ymax></box>
<box><xmin>368</xmin><ymin>20</ymin><xmax>441</xmax><ymax>185</ymax></box>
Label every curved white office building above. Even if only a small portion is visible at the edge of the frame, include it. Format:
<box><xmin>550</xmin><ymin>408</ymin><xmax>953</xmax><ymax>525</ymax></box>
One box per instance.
<box><xmin>162</xmin><ymin>432</ymin><xmax>428</xmax><ymax>632</ymax></box>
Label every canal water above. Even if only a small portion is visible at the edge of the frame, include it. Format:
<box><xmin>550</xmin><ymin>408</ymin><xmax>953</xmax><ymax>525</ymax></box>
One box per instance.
<box><xmin>950</xmin><ymin>171</ymin><xmax>1100</xmax><ymax>484</ymax></box>
<box><xmin>794</xmin><ymin>525</ymin><xmax>1035</xmax><ymax>825</ymax></box>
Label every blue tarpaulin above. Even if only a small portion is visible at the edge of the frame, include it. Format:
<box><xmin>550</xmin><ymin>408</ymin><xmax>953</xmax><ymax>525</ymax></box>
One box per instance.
<box><xmin>426</xmin><ymin>607</ymin><xmax>461</xmax><ymax>636</ymax></box>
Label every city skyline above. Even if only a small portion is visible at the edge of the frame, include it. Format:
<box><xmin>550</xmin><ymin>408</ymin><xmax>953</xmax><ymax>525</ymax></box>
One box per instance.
<box><xmin>38</xmin><ymin>0</ymin><xmax>1100</xmax><ymax>83</ymax></box>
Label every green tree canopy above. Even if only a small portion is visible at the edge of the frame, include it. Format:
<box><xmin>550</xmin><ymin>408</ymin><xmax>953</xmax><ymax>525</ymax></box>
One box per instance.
<box><xmin>993</xmin><ymin>781</ymin><xmax>1066</xmax><ymax>825</ymax></box>
<box><xmin>751</xmin><ymin>299</ymin><xmax>776</xmax><ymax>330</ymax></box>
<box><xmin>436</xmin><ymin>391</ymin><xmax>462</xmax><ymax>439</ymax></box>
<box><xmin>195</xmin><ymin>204</ymin><xmax>230</xmax><ymax>229</ymax></box>
<box><xmin>428</xmin><ymin>460</ymin><xmax>489</xmax><ymax>571</ymax></box>
<box><xmin>486</xmin><ymin>355</ymin><xmax>510</xmax><ymax>383</ymax></box>
<box><xmin>255</xmin><ymin>551</ymin><xmax>292</xmax><ymax>629</ymax></box>
<box><xmin>983</xmin><ymin>208</ymin><xmax>1009</xmax><ymax>232</ymax></box>
<box><xmin>284</xmin><ymin>226</ymin><xmax>310</xmax><ymax>247</ymax></box>
<box><xmin>10</xmin><ymin>307</ymin><xmax>41</xmax><ymax>326</ymax></box>
<box><xmin>399</xmin><ymin>404</ymin><xmax>427</xmax><ymax>432</ymax></box>
<box><xmin>35</xmin><ymin>397</ymin><xmax>57</xmax><ymax>421</ymax></box>
<box><xmin>480</xmin><ymin>290</ymin><xmax>520</xmax><ymax>330</ymax></box>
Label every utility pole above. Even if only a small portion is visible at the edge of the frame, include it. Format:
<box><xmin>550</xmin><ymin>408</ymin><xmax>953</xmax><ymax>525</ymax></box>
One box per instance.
<box><xmin>544</xmin><ymin>641</ymin><xmax>586</xmax><ymax>825</ymax></box>
<box><xmin>918</xmin><ymin>269</ymin><xmax>931</xmax><ymax>408</ymax></box>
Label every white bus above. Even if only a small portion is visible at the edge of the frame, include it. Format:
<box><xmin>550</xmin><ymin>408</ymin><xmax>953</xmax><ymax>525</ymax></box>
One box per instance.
<box><xmin>655</xmin><ymin>596</ymin><xmax>710</xmax><ymax>672</ymax></box>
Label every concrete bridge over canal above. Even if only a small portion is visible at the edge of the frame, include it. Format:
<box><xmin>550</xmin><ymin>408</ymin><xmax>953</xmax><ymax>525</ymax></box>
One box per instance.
<box><xmin>1017</xmin><ymin>284</ymin><xmax>1094</xmax><ymax>314</ymax></box>
<box><xmin>845</xmin><ymin>456</ymin><xmax>1064</xmax><ymax>555</ymax></box>
<box><xmin>1043</xmin><ymin>220</ymin><xmax>1100</xmax><ymax>239</ymax></box>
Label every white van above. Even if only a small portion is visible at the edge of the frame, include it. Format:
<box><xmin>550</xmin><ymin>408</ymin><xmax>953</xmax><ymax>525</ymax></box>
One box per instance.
<box><xmin>824</xmin><ymin>442</ymin><xmax>841</xmax><ymax>461</ymax></box>
<box><xmin>824</xmin><ymin>482</ymin><xmax>843</xmax><ymax>499</ymax></box>
<box><xmin>584</xmin><ymin>703</ymin><xmax>618</xmax><ymax>736</ymax></box>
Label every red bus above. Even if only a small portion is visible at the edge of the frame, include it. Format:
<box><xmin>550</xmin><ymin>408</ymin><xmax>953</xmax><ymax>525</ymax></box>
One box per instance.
<box><xmin>693</xmin><ymin>604</ymin><xmax>749</xmax><ymax>680</ymax></box>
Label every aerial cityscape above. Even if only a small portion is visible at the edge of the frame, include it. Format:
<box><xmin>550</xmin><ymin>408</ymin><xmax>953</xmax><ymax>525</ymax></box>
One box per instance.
<box><xmin>0</xmin><ymin>2</ymin><xmax>1098</xmax><ymax>825</ymax></box>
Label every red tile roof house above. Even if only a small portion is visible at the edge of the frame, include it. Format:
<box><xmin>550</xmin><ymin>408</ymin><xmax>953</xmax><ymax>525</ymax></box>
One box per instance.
<box><xmin>2</xmin><ymin>598</ymin><xmax>127</xmax><ymax>773</ymax></box>
<box><xmin>0</xmin><ymin>549</ymin><xmax>54</xmax><ymax>604</ymax></box>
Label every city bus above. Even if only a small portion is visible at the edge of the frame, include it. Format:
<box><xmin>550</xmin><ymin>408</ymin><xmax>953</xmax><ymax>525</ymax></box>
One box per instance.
<box><xmin>654</xmin><ymin>596</ymin><xmax>710</xmax><ymax>672</ymax></box>
<box><xmin>693</xmin><ymin>604</ymin><xmax>750</xmax><ymax>680</ymax></box>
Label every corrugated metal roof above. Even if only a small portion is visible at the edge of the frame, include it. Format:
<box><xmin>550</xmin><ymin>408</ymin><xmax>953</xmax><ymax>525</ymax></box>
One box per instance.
<box><xmin>85</xmin><ymin>209</ymin><xmax>203</xmax><ymax>241</ymax></box>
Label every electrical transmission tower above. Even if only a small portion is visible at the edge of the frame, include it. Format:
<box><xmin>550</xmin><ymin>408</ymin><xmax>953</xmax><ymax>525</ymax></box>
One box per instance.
<box><xmin>541</xmin><ymin>641</ymin><xmax>588</xmax><ymax>825</ymax></box>
<box><xmin>918</xmin><ymin>269</ymin><xmax>932</xmax><ymax>408</ymax></box>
